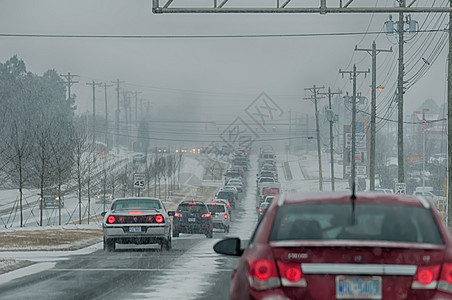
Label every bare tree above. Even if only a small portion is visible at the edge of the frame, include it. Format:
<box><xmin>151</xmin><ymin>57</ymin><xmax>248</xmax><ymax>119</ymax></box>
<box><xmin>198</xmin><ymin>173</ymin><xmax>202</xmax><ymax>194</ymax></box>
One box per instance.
<box><xmin>4</xmin><ymin>120</ymin><xmax>34</xmax><ymax>227</ymax></box>
<box><xmin>71</xmin><ymin>119</ymin><xmax>91</xmax><ymax>224</ymax></box>
<box><xmin>176</xmin><ymin>152</ymin><xmax>184</xmax><ymax>190</ymax></box>
<box><xmin>49</xmin><ymin>121</ymin><xmax>73</xmax><ymax>226</ymax></box>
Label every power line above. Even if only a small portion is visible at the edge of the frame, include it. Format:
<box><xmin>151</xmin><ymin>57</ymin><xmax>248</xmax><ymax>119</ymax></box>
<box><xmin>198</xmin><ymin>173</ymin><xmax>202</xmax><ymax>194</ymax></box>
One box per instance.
<box><xmin>0</xmin><ymin>29</ymin><xmax>446</xmax><ymax>39</ymax></box>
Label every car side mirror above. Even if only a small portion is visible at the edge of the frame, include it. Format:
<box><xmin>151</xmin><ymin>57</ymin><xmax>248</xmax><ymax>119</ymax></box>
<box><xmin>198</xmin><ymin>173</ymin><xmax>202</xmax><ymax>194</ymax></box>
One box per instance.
<box><xmin>101</xmin><ymin>212</ymin><xmax>106</xmax><ymax>217</ymax></box>
<box><xmin>213</xmin><ymin>237</ymin><xmax>243</xmax><ymax>256</ymax></box>
<box><xmin>168</xmin><ymin>210</ymin><xmax>175</xmax><ymax>217</ymax></box>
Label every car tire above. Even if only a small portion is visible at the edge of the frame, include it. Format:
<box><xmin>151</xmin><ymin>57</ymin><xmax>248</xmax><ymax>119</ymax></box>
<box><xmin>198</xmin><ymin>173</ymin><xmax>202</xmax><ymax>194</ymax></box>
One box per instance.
<box><xmin>161</xmin><ymin>237</ymin><xmax>172</xmax><ymax>251</ymax></box>
<box><xmin>206</xmin><ymin>230</ymin><xmax>213</xmax><ymax>239</ymax></box>
<box><xmin>104</xmin><ymin>238</ymin><xmax>115</xmax><ymax>252</ymax></box>
<box><xmin>172</xmin><ymin>230</ymin><xmax>179</xmax><ymax>238</ymax></box>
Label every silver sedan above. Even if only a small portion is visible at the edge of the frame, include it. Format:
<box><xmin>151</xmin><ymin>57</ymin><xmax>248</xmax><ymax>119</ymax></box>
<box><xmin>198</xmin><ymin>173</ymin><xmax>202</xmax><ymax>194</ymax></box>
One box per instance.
<box><xmin>102</xmin><ymin>197</ymin><xmax>172</xmax><ymax>251</ymax></box>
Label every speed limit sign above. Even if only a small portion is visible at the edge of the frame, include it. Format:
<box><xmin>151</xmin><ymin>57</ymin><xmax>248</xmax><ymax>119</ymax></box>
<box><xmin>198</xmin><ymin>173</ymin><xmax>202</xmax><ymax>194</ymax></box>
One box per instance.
<box><xmin>134</xmin><ymin>173</ymin><xmax>145</xmax><ymax>189</ymax></box>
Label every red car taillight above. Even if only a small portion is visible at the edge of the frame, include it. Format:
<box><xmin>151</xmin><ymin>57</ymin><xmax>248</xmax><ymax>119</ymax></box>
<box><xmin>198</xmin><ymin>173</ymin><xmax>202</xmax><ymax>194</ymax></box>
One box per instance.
<box><xmin>155</xmin><ymin>215</ymin><xmax>164</xmax><ymax>223</ymax></box>
<box><xmin>438</xmin><ymin>263</ymin><xmax>452</xmax><ymax>293</ymax></box>
<box><xmin>412</xmin><ymin>264</ymin><xmax>441</xmax><ymax>289</ymax></box>
<box><xmin>277</xmin><ymin>261</ymin><xmax>306</xmax><ymax>287</ymax></box>
<box><xmin>248</xmin><ymin>259</ymin><xmax>280</xmax><ymax>290</ymax></box>
<box><xmin>224</xmin><ymin>213</ymin><xmax>228</xmax><ymax>219</ymax></box>
<box><xmin>174</xmin><ymin>212</ymin><xmax>182</xmax><ymax>217</ymax></box>
<box><xmin>107</xmin><ymin>216</ymin><xmax>116</xmax><ymax>224</ymax></box>
<box><xmin>201</xmin><ymin>213</ymin><xmax>211</xmax><ymax>218</ymax></box>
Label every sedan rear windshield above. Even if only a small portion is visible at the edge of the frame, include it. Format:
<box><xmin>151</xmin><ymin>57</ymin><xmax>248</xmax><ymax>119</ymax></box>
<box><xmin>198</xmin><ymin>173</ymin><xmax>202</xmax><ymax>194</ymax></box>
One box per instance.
<box><xmin>226</xmin><ymin>171</ymin><xmax>241</xmax><ymax>177</ymax></box>
<box><xmin>269</xmin><ymin>203</ymin><xmax>443</xmax><ymax>245</ymax></box>
<box><xmin>207</xmin><ymin>204</ymin><xmax>226</xmax><ymax>213</ymax></box>
<box><xmin>112</xmin><ymin>199</ymin><xmax>161</xmax><ymax>210</ymax></box>
<box><xmin>217</xmin><ymin>191</ymin><xmax>234</xmax><ymax>200</ymax></box>
<box><xmin>177</xmin><ymin>203</ymin><xmax>208</xmax><ymax>213</ymax></box>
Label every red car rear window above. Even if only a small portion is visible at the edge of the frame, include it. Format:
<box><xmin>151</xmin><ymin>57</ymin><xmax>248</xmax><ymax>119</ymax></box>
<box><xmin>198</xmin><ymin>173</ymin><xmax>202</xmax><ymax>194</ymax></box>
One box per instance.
<box><xmin>269</xmin><ymin>203</ymin><xmax>444</xmax><ymax>245</ymax></box>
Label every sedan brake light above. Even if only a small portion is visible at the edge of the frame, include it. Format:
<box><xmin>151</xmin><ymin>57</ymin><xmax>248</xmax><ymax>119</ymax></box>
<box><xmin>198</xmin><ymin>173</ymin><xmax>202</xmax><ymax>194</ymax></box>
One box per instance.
<box><xmin>201</xmin><ymin>213</ymin><xmax>211</xmax><ymax>218</ymax></box>
<box><xmin>155</xmin><ymin>215</ymin><xmax>164</xmax><ymax>223</ymax></box>
<box><xmin>248</xmin><ymin>259</ymin><xmax>280</xmax><ymax>290</ymax></box>
<box><xmin>277</xmin><ymin>261</ymin><xmax>306</xmax><ymax>287</ymax></box>
<box><xmin>412</xmin><ymin>264</ymin><xmax>441</xmax><ymax>289</ymax></box>
<box><xmin>107</xmin><ymin>216</ymin><xmax>116</xmax><ymax>224</ymax></box>
<box><xmin>224</xmin><ymin>213</ymin><xmax>228</xmax><ymax>219</ymax></box>
<box><xmin>174</xmin><ymin>212</ymin><xmax>182</xmax><ymax>217</ymax></box>
<box><xmin>438</xmin><ymin>263</ymin><xmax>452</xmax><ymax>293</ymax></box>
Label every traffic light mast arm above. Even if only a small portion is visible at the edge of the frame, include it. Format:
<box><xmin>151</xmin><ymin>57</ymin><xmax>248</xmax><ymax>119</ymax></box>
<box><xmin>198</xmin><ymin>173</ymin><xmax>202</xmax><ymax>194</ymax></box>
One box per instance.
<box><xmin>153</xmin><ymin>0</ymin><xmax>452</xmax><ymax>14</ymax></box>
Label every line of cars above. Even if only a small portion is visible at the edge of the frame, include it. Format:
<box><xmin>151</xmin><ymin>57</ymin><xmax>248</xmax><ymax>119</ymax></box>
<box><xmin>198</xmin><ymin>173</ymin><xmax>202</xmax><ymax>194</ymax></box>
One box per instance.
<box><xmin>256</xmin><ymin>147</ymin><xmax>280</xmax><ymax>222</ymax></box>
<box><xmin>101</xmin><ymin>149</ymin><xmax>249</xmax><ymax>251</ymax></box>
<box><xmin>171</xmin><ymin>176</ymin><xmax>243</xmax><ymax>238</ymax></box>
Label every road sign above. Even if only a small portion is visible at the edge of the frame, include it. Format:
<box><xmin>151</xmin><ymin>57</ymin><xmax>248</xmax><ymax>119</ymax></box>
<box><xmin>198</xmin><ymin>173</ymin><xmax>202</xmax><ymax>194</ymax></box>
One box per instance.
<box><xmin>395</xmin><ymin>183</ymin><xmax>406</xmax><ymax>194</ymax></box>
<box><xmin>345</xmin><ymin>165</ymin><xmax>367</xmax><ymax>175</ymax></box>
<box><xmin>345</xmin><ymin>133</ymin><xmax>366</xmax><ymax>149</ymax></box>
<box><xmin>134</xmin><ymin>173</ymin><xmax>145</xmax><ymax>189</ymax></box>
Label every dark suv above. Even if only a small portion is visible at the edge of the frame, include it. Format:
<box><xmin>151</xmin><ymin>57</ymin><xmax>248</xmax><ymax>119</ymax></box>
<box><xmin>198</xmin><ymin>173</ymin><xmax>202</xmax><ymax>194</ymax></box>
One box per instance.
<box><xmin>171</xmin><ymin>201</ymin><xmax>213</xmax><ymax>238</ymax></box>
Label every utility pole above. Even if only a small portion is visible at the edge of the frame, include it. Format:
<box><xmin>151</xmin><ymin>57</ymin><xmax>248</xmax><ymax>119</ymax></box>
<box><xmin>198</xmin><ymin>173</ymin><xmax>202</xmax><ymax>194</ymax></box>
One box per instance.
<box><xmin>289</xmin><ymin>110</ymin><xmax>292</xmax><ymax>151</ymax></box>
<box><xmin>448</xmin><ymin>0</ymin><xmax>452</xmax><ymax>228</ymax></box>
<box><xmin>134</xmin><ymin>91</ymin><xmax>142</xmax><ymax>127</ymax></box>
<box><xmin>355</xmin><ymin>41</ymin><xmax>392</xmax><ymax>191</ymax></box>
<box><xmin>60</xmin><ymin>72</ymin><xmax>79</xmax><ymax>101</ymax></box>
<box><xmin>397</xmin><ymin>0</ymin><xmax>406</xmax><ymax>184</ymax></box>
<box><xmin>86</xmin><ymin>81</ymin><xmax>102</xmax><ymax>150</ymax></box>
<box><xmin>319</xmin><ymin>88</ymin><xmax>341</xmax><ymax>191</ymax></box>
<box><xmin>340</xmin><ymin>65</ymin><xmax>370</xmax><ymax>189</ymax></box>
<box><xmin>112</xmin><ymin>79</ymin><xmax>124</xmax><ymax>154</ymax></box>
<box><xmin>304</xmin><ymin>85</ymin><xmax>325</xmax><ymax>191</ymax></box>
<box><xmin>101</xmin><ymin>83</ymin><xmax>113</xmax><ymax>147</ymax></box>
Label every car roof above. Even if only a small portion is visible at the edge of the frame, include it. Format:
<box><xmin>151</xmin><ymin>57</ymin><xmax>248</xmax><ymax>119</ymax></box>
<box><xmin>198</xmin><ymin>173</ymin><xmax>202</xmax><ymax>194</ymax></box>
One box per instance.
<box><xmin>280</xmin><ymin>191</ymin><xmax>430</xmax><ymax>208</ymax></box>
<box><xmin>178</xmin><ymin>200</ymin><xmax>206</xmax><ymax>206</ymax></box>
<box><xmin>112</xmin><ymin>197</ymin><xmax>161</xmax><ymax>203</ymax></box>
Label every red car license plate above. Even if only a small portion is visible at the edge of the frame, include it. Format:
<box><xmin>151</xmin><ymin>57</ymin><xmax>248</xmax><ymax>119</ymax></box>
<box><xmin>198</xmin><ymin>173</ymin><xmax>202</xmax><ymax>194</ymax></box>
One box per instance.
<box><xmin>336</xmin><ymin>276</ymin><xmax>382</xmax><ymax>299</ymax></box>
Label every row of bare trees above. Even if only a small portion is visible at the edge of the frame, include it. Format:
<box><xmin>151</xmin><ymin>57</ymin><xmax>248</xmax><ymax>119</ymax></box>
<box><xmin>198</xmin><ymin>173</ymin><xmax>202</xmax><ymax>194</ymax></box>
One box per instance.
<box><xmin>0</xmin><ymin>56</ymin><xmax>187</xmax><ymax>227</ymax></box>
<box><xmin>0</xmin><ymin>56</ymin><xmax>76</xmax><ymax>227</ymax></box>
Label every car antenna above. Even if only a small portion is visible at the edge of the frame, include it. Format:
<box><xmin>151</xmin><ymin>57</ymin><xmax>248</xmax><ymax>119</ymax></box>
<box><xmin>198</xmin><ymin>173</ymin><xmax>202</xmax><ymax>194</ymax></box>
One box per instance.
<box><xmin>351</xmin><ymin>182</ymin><xmax>357</xmax><ymax>225</ymax></box>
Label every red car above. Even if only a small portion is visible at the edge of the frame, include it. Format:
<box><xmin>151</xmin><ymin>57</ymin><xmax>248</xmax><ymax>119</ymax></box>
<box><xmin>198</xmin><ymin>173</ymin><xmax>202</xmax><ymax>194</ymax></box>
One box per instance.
<box><xmin>214</xmin><ymin>191</ymin><xmax>452</xmax><ymax>300</ymax></box>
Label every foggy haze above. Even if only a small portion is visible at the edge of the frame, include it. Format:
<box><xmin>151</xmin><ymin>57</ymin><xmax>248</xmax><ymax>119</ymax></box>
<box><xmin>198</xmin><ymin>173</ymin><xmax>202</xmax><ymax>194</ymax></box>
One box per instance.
<box><xmin>0</xmin><ymin>0</ymin><xmax>448</xmax><ymax>124</ymax></box>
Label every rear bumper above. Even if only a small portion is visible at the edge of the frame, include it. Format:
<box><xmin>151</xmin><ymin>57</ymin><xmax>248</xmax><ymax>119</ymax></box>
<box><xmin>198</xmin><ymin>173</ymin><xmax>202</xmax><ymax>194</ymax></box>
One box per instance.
<box><xmin>103</xmin><ymin>225</ymin><xmax>170</xmax><ymax>244</ymax></box>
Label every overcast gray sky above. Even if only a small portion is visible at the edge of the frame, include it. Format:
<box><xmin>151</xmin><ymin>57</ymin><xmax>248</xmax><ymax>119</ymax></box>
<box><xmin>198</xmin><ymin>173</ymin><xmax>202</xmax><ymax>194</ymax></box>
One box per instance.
<box><xmin>0</xmin><ymin>0</ymin><xmax>448</xmax><ymax>124</ymax></box>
